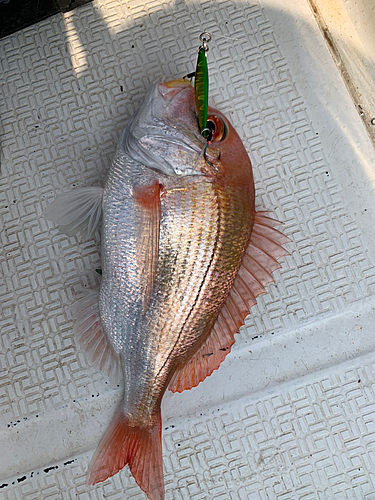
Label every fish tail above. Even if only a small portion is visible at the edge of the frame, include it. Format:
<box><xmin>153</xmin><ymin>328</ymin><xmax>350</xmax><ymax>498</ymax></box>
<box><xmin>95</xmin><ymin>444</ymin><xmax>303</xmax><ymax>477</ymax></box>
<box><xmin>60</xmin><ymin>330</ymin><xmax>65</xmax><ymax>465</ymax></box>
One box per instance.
<box><xmin>87</xmin><ymin>407</ymin><xmax>164</xmax><ymax>500</ymax></box>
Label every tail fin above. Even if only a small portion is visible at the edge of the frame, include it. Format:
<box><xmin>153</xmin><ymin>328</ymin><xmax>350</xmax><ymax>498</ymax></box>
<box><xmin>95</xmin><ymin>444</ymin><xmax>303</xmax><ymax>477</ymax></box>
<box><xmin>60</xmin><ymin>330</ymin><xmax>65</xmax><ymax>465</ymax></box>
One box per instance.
<box><xmin>87</xmin><ymin>408</ymin><xmax>164</xmax><ymax>500</ymax></box>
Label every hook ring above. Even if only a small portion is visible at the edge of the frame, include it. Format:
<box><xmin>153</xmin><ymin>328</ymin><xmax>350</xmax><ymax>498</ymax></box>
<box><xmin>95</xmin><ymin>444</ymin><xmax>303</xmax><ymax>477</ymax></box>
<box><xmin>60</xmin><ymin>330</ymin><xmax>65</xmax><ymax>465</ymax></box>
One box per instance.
<box><xmin>199</xmin><ymin>32</ymin><xmax>212</xmax><ymax>51</ymax></box>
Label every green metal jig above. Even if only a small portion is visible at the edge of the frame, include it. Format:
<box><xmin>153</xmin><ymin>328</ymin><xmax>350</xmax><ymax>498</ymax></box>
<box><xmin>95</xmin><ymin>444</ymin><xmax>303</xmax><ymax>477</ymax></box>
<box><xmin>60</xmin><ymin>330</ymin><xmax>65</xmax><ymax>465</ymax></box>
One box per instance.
<box><xmin>195</xmin><ymin>32</ymin><xmax>211</xmax><ymax>138</ymax></box>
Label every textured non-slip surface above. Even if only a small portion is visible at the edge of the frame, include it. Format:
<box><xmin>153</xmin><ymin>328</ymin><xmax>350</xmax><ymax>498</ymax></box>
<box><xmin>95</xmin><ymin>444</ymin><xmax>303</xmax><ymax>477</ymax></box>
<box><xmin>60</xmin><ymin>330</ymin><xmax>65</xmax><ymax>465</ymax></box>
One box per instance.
<box><xmin>4</xmin><ymin>353</ymin><xmax>375</xmax><ymax>499</ymax></box>
<box><xmin>1</xmin><ymin>0</ymin><xmax>375</xmax><ymax>498</ymax></box>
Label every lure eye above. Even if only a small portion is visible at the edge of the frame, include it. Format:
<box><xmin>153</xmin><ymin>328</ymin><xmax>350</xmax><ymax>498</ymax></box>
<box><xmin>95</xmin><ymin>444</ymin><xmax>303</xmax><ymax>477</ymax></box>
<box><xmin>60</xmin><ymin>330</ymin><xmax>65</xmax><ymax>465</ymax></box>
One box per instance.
<box><xmin>205</xmin><ymin>115</ymin><xmax>228</xmax><ymax>142</ymax></box>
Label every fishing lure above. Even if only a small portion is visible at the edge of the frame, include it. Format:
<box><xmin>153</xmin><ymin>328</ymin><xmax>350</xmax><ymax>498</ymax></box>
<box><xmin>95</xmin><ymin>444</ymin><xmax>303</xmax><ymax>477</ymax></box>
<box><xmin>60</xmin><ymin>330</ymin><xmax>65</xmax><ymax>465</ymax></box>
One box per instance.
<box><xmin>194</xmin><ymin>32</ymin><xmax>211</xmax><ymax>137</ymax></box>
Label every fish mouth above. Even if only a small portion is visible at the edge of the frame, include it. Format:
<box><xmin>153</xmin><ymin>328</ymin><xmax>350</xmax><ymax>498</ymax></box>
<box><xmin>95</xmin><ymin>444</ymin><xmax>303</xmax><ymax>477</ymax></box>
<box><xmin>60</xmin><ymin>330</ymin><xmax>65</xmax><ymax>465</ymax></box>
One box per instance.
<box><xmin>157</xmin><ymin>79</ymin><xmax>195</xmax><ymax>108</ymax></box>
<box><xmin>156</xmin><ymin>79</ymin><xmax>202</xmax><ymax>150</ymax></box>
<box><xmin>122</xmin><ymin>79</ymin><xmax>210</xmax><ymax>178</ymax></box>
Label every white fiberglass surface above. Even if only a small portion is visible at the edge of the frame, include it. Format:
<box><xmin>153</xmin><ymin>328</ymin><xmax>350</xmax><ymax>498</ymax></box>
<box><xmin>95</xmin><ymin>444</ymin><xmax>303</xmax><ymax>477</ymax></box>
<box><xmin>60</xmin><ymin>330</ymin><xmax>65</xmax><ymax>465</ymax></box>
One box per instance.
<box><xmin>1</xmin><ymin>0</ymin><xmax>375</xmax><ymax>498</ymax></box>
<box><xmin>310</xmin><ymin>0</ymin><xmax>375</xmax><ymax>139</ymax></box>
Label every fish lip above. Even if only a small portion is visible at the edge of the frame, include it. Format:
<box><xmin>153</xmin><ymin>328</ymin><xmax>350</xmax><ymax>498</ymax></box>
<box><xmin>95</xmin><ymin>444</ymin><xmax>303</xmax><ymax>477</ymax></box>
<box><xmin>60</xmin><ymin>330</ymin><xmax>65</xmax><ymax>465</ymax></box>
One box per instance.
<box><xmin>158</xmin><ymin>78</ymin><xmax>193</xmax><ymax>92</ymax></box>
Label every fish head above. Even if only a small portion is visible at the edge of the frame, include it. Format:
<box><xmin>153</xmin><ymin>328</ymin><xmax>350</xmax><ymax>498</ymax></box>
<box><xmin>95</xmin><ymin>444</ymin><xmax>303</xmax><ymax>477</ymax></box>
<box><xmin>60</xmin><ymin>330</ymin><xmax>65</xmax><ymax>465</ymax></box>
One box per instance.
<box><xmin>122</xmin><ymin>78</ymin><xmax>253</xmax><ymax>185</ymax></box>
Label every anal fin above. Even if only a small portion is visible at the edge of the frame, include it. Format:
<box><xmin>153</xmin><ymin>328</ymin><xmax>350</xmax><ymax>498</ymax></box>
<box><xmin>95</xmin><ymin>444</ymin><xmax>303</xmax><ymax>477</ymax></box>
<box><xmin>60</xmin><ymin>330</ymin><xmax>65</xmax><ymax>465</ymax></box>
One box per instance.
<box><xmin>169</xmin><ymin>211</ymin><xmax>290</xmax><ymax>393</ymax></box>
<box><xmin>71</xmin><ymin>292</ymin><xmax>120</xmax><ymax>383</ymax></box>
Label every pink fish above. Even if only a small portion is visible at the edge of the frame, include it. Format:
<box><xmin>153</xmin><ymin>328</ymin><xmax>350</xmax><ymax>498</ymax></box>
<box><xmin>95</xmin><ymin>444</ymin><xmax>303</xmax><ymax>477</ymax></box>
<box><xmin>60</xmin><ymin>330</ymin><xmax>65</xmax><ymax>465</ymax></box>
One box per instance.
<box><xmin>44</xmin><ymin>78</ymin><xmax>289</xmax><ymax>500</ymax></box>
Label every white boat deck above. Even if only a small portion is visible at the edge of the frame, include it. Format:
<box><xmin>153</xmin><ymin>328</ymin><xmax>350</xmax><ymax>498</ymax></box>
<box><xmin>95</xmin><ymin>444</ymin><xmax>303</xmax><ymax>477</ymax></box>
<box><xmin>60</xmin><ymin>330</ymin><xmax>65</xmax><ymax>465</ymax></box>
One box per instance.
<box><xmin>1</xmin><ymin>0</ymin><xmax>375</xmax><ymax>498</ymax></box>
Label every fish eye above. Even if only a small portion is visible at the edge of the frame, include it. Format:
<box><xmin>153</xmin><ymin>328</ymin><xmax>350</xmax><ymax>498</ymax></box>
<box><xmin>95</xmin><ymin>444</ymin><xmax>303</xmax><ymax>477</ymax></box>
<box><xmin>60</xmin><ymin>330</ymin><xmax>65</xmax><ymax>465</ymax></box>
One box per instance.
<box><xmin>206</xmin><ymin>115</ymin><xmax>228</xmax><ymax>142</ymax></box>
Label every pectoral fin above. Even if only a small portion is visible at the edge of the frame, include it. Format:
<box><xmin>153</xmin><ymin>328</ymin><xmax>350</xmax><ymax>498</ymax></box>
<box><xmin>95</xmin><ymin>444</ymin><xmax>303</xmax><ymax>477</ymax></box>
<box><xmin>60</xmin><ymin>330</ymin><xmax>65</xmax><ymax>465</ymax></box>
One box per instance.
<box><xmin>133</xmin><ymin>181</ymin><xmax>162</xmax><ymax>312</ymax></box>
<box><xmin>44</xmin><ymin>187</ymin><xmax>104</xmax><ymax>239</ymax></box>
<box><xmin>168</xmin><ymin>212</ymin><xmax>290</xmax><ymax>393</ymax></box>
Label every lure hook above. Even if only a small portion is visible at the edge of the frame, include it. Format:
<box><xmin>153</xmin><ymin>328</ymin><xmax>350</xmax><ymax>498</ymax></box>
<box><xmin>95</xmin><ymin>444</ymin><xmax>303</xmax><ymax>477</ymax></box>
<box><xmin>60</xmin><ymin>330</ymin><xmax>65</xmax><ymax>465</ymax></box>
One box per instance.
<box><xmin>195</xmin><ymin>137</ymin><xmax>214</xmax><ymax>169</ymax></box>
<box><xmin>203</xmin><ymin>141</ymin><xmax>214</xmax><ymax>167</ymax></box>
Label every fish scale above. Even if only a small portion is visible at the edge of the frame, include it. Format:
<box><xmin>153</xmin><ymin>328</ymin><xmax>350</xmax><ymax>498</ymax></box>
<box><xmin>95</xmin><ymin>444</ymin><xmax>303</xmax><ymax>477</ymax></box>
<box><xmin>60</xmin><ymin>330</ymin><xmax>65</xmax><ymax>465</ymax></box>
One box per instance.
<box><xmin>155</xmin><ymin>181</ymin><xmax>219</xmax><ymax>339</ymax></box>
<box><xmin>119</xmin><ymin>179</ymin><xmax>221</xmax><ymax>424</ymax></box>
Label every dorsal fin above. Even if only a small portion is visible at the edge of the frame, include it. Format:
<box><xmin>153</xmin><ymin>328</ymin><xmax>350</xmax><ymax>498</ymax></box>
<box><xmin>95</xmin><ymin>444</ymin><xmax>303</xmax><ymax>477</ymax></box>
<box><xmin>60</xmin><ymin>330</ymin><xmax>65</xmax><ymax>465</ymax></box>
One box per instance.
<box><xmin>168</xmin><ymin>212</ymin><xmax>290</xmax><ymax>393</ymax></box>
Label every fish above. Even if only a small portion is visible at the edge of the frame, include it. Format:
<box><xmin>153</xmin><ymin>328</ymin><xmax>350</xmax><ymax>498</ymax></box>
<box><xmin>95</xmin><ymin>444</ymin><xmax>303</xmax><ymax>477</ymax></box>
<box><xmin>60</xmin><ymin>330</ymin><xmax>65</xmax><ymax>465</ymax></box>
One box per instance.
<box><xmin>44</xmin><ymin>78</ymin><xmax>289</xmax><ymax>500</ymax></box>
